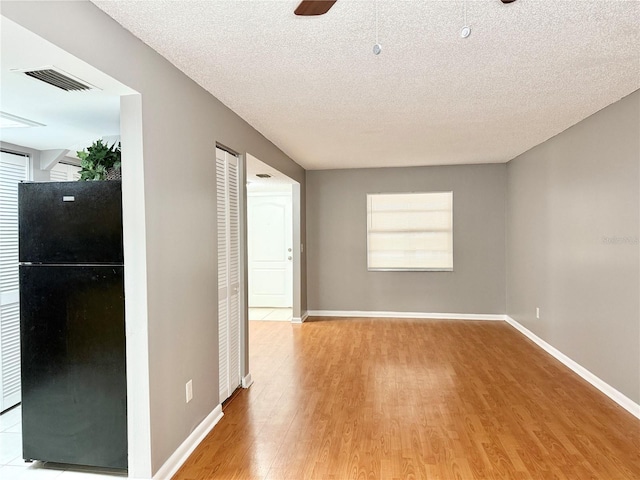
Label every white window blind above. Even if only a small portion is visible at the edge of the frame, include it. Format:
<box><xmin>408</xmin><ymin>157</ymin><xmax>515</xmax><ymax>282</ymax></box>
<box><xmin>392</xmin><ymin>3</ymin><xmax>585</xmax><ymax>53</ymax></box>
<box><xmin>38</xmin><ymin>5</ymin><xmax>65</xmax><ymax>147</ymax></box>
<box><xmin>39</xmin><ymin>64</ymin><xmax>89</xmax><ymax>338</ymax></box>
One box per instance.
<box><xmin>0</xmin><ymin>151</ymin><xmax>29</xmax><ymax>411</ymax></box>
<box><xmin>50</xmin><ymin>162</ymin><xmax>81</xmax><ymax>181</ymax></box>
<box><xmin>367</xmin><ymin>192</ymin><xmax>453</xmax><ymax>271</ymax></box>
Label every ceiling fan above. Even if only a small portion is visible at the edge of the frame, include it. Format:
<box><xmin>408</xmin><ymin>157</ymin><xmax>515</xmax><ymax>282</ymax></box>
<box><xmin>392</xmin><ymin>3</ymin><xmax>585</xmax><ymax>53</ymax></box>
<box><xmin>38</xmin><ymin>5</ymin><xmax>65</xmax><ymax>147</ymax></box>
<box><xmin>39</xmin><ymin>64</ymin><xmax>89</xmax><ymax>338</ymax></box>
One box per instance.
<box><xmin>294</xmin><ymin>0</ymin><xmax>336</xmax><ymax>16</ymax></box>
<box><xmin>294</xmin><ymin>0</ymin><xmax>516</xmax><ymax>16</ymax></box>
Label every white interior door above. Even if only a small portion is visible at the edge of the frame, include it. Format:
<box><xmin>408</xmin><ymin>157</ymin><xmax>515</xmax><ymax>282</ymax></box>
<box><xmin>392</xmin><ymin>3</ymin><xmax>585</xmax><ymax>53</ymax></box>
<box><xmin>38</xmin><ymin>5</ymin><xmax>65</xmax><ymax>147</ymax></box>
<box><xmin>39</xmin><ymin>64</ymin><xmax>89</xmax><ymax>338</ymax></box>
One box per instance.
<box><xmin>247</xmin><ymin>191</ymin><xmax>293</xmax><ymax>308</ymax></box>
<box><xmin>216</xmin><ymin>148</ymin><xmax>241</xmax><ymax>403</ymax></box>
<box><xmin>0</xmin><ymin>151</ymin><xmax>29</xmax><ymax>412</ymax></box>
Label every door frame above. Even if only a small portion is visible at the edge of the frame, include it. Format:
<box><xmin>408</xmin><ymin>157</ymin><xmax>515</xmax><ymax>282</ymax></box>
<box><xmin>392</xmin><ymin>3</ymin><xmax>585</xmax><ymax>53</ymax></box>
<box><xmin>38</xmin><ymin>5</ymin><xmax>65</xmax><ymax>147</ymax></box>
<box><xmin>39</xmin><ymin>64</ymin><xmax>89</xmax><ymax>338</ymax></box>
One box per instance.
<box><xmin>291</xmin><ymin>183</ymin><xmax>303</xmax><ymax>323</ymax></box>
<box><xmin>231</xmin><ymin>150</ymin><xmax>304</xmax><ymax>388</ymax></box>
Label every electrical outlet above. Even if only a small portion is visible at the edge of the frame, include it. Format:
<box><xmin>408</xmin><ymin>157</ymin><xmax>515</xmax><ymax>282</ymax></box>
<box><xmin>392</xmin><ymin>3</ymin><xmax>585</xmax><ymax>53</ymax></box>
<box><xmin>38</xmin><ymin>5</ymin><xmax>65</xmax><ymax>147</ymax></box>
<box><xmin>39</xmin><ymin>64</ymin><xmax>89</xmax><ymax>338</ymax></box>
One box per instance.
<box><xmin>536</xmin><ymin>307</ymin><xmax>540</xmax><ymax>319</ymax></box>
<box><xmin>185</xmin><ymin>380</ymin><xmax>193</xmax><ymax>403</ymax></box>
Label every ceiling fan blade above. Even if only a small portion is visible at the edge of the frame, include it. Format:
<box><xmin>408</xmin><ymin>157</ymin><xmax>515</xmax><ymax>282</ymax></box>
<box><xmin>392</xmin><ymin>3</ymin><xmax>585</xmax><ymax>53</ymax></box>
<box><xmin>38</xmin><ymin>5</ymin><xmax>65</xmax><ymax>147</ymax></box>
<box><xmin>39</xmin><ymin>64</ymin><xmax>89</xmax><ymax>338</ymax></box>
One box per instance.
<box><xmin>294</xmin><ymin>0</ymin><xmax>337</xmax><ymax>16</ymax></box>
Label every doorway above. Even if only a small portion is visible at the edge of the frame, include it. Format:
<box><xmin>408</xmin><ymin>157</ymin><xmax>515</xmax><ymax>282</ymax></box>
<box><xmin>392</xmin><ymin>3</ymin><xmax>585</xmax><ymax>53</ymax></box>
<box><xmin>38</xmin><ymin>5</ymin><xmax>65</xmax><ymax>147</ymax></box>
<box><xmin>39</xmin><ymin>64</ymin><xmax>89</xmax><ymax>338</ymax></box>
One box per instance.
<box><xmin>245</xmin><ymin>155</ymin><xmax>298</xmax><ymax>322</ymax></box>
<box><xmin>0</xmin><ymin>15</ymin><xmax>149</xmax><ymax>476</ymax></box>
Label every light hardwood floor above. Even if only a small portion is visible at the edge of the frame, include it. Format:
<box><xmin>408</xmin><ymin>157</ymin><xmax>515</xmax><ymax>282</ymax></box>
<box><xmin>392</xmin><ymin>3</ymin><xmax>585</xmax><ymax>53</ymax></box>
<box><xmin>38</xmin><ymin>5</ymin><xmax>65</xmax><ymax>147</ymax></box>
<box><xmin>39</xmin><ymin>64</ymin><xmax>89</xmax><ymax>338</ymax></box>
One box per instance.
<box><xmin>174</xmin><ymin>318</ymin><xmax>640</xmax><ymax>480</ymax></box>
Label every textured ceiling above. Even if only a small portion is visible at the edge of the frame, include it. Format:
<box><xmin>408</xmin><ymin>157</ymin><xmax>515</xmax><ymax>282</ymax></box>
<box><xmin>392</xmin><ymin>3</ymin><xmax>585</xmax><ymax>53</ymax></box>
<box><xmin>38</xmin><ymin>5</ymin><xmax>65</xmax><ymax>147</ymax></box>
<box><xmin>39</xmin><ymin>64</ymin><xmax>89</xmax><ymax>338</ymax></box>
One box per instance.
<box><xmin>247</xmin><ymin>152</ymin><xmax>298</xmax><ymax>186</ymax></box>
<box><xmin>92</xmin><ymin>0</ymin><xmax>640</xmax><ymax>170</ymax></box>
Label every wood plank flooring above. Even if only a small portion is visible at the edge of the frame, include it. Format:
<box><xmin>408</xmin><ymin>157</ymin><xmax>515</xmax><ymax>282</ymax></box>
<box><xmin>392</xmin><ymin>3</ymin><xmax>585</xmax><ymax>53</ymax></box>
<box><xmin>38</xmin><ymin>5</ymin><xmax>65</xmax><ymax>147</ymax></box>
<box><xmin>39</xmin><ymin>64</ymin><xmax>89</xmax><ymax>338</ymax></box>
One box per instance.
<box><xmin>173</xmin><ymin>318</ymin><xmax>640</xmax><ymax>480</ymax></box>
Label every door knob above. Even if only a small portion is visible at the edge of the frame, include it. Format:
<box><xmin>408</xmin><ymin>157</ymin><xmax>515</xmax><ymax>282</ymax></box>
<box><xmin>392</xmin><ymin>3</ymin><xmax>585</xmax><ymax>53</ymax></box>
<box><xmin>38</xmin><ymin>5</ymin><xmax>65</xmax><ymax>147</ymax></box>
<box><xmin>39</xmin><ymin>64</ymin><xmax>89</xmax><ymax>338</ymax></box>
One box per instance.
<box><xmin>288</xmin><ymin>256</ymin><xmax>292</xmax><ymax>261</ymax></box>
<box><xmin>287</xmin><ymin>248</ymin><xmax>292</xmax><ymax>252</ymax></box>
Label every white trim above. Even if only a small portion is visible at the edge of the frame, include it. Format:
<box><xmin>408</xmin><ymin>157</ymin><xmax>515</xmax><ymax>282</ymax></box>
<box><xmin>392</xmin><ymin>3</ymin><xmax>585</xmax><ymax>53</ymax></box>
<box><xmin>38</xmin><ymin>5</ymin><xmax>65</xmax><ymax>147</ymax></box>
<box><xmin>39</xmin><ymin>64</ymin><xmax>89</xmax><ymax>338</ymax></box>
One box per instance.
<box><xmin>505</xmin><ymin>316</ymin><xmax>640</xmax><ymax>420</ymax></box>
<box><xmin>152</xmin><ymin>405</ymin><xmax>224</xmax><ymax>480</ymax></box>
<box><xmin>39</xmin><ymin>149</ymin><xmax>69</xmax><ymax>170</ymax></box>
<box><xmin>292</xmin><ymin>311</ymin><xmax>309</xmax><ymax>324</ymax></box>
<box><xmin>242</xmin><ymin>373</ymin><xmax>253</xmax><ymax>389</ymax></box>
<box><xmin>238</xmin><ymin>154</ymin><xmax>250</xmax><ymax>396</ymax></box>
<box><xmin>306</xmin><ymin>310</ymin><xmax>505</xmax><ymax>321</ymax></box>
<box><xmin>121</xmin><ymin>94</ymin><xmax>153</xmax><ymax>479</ymax></box>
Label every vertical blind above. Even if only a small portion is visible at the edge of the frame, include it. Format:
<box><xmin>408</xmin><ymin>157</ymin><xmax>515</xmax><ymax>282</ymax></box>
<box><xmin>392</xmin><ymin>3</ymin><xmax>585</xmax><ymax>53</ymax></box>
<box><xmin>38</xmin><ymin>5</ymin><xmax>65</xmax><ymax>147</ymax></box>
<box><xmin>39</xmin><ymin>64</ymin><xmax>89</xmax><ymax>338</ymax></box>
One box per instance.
<box><xmin>367</xmin><ymin>192</ymin><xmax>453</xmax><ymax>271</ymax></box>
<box><xmin>0</xmin><ymin>151</ymin><xmax>29</xmax><ymax>411</ymax></box>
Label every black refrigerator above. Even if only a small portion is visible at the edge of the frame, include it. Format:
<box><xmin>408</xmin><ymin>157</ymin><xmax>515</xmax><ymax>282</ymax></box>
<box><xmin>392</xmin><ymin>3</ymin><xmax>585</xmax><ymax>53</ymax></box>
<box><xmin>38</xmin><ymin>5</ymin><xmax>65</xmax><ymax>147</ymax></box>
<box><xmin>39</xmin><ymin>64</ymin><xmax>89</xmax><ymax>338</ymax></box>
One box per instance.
<box><xmin>18</xmin><ymin>180</ymin><xmax>127</xmax><ymax>470</ymax></box>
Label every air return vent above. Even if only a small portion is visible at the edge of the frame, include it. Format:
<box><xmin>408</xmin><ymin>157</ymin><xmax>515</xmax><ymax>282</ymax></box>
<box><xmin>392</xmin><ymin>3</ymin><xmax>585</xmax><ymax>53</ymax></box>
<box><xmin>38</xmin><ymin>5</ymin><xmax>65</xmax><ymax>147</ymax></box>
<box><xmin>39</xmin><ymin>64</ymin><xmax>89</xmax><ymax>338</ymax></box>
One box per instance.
<box><xmin>21</xmin><ymin>68</ymin><xmax>94</xmax><ymax>92</ymax></box>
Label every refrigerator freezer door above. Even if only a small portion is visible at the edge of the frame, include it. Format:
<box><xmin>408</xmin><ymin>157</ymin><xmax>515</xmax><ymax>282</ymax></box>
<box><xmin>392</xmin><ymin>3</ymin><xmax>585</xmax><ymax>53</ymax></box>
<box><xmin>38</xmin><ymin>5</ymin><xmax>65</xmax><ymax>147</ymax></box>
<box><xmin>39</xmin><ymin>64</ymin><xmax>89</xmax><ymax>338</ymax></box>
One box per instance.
<box><xmin>19</xmin><ymin>181</ymin><xmax>123</xmax><ymax>264</ymax></box>
<box><xmin>20</xmin><ymin>265</ymin><xmax>127</xmax><ymax>469</ymax></box>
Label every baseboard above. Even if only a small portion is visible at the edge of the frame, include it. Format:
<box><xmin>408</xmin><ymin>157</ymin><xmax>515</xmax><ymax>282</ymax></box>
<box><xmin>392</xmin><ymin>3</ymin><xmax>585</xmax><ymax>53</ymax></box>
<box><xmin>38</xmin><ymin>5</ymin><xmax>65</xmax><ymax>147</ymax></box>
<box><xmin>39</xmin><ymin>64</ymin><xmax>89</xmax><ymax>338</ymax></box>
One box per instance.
<box><xmin>306</xmin><ymin>310</ymin><xmax>505</xmax><ymax>321</ymax></box>
<box><xmin>505</xmin><ymin>315</ymin><xmax>640</xmax><ymax>420</ymax></box>
<box><xmin>292</xmin><ymin>311</ymin><xmax>309</xmax><ymax>324</ymax></box>
<box><xmin>152</xmin><ymin>404</ymin><xmax>224</xmax><ymax>480</ymax></box>
<box><xmin>242</xmin><ymin>373</ymin><xmax>253</xmax><ymax>388</ymax></box>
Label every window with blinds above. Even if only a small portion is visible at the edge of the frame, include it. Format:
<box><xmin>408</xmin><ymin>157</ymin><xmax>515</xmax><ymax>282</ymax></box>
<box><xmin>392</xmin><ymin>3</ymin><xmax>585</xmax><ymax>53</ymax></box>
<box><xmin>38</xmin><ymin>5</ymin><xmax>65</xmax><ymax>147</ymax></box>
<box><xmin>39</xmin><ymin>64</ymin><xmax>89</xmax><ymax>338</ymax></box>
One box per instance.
<box><xmin>0</xmin><ymin>150</ymin><xmax>29</xmax><ymax>411</ymax></box>
<box><xmin>50</xmin><ymin>162</ymin><xmax>81</xmax><ymax>181</ymax></box>
<box><xmin>367</xmin><ymin>191</ymin><xmax>453</xmax><ymax>271</ymax></box>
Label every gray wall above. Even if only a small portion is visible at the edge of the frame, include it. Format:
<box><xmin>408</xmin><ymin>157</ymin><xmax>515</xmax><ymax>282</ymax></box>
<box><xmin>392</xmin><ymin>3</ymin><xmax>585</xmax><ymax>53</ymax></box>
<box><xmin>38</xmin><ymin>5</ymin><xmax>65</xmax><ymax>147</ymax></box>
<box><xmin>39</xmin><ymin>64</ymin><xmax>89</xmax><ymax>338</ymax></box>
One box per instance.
<box><xmin>306</xmin><ymin>164</ymin><xmax>506</xmax><ymax>314</ymax></box>
<box><xmin>506</xmin><ymin>90</ymin><xmax>640</xmax><ymax>403</ymax></box>
<box><xmin>2</xmin><ymin>1</ymin><xmax>306</xmax><ymax>475</ymax></box>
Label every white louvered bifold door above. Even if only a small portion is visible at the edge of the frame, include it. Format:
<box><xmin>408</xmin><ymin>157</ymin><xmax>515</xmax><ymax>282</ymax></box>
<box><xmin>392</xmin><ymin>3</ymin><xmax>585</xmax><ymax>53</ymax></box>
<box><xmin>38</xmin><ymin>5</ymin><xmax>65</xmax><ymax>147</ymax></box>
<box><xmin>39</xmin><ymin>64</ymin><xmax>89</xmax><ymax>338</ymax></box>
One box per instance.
<box><xmin>0</xmin><ymin>151</ymin><xmax>29</xmax><ymax>412</ymax></box>
<box><xmin>216</xmin><ymin>148</ymin><xmax>241</xmax><ymax>403</ymax></box>
<box><xmin>227</xmin><ymin>154</ymin><xmax>241</xmax><ymax>393</ymax></box>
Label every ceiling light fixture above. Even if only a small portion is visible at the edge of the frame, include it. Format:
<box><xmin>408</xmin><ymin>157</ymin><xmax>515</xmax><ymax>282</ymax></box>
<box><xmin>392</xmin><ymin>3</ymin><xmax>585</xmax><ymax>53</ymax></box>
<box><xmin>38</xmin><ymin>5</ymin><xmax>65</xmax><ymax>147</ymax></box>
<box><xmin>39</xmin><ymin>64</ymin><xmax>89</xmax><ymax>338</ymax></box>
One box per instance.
<box><xmin>460</xmin><ymin>0</ymin><xmax>471</xmax><ymax>38</ymax></box>
<box><xmin>373</xmin><ymin>0</ymin><xmax>382</xmax><ymax>55</ymax></box>
<box><xmin>0</xmin><ymin>111</ymin><xmax>45</xmax><ymax>129</ymax></box>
